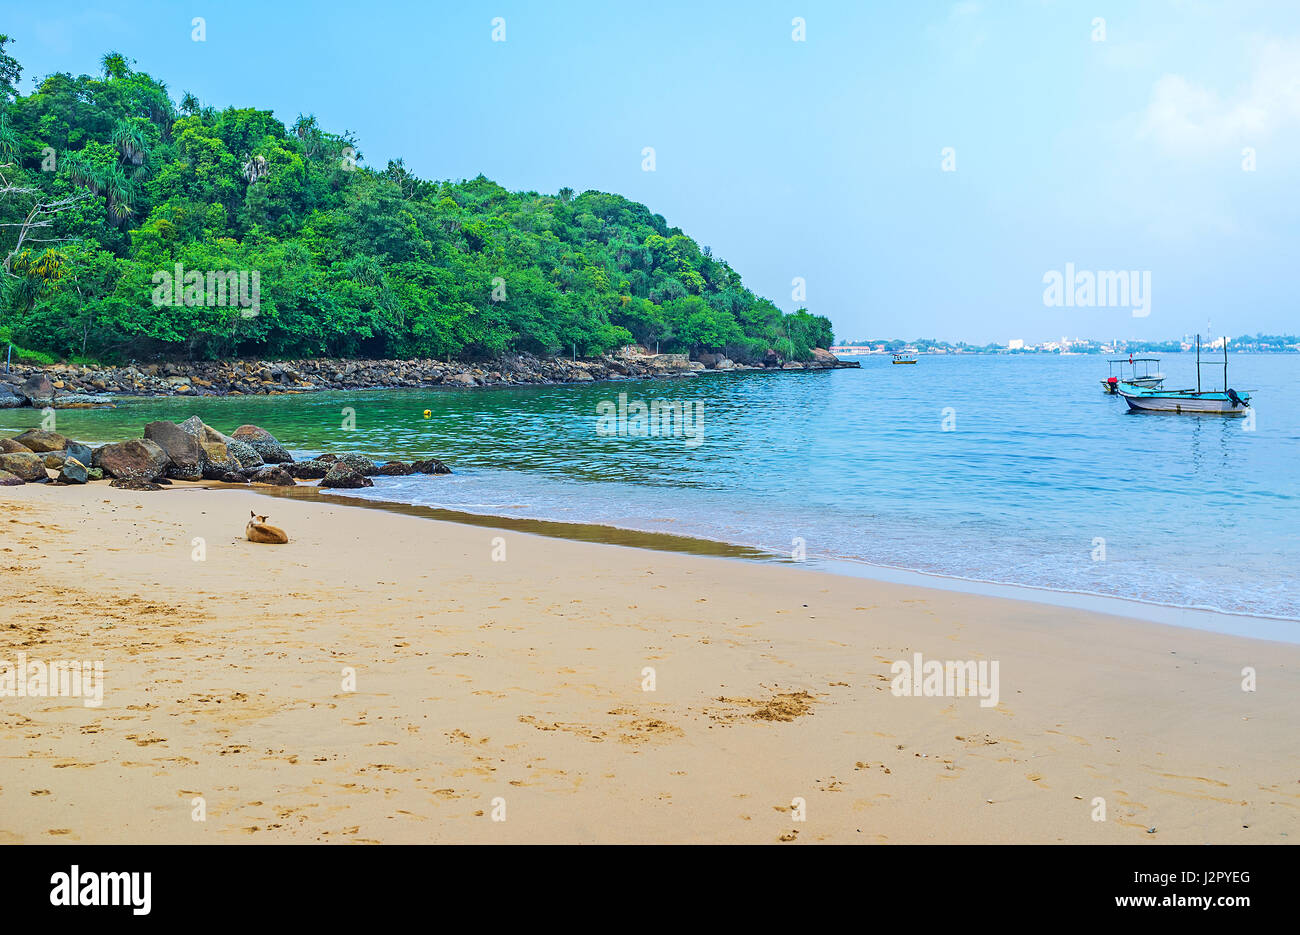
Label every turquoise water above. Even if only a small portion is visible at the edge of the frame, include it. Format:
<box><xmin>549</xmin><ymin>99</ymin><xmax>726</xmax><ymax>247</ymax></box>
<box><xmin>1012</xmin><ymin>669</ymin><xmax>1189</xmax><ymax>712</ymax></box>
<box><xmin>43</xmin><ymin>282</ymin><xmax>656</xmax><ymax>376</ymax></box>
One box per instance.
<box><xmin>5</xmin><ymin>354</ymin><xmax>1297</xmax><ymax>623</ymax></box>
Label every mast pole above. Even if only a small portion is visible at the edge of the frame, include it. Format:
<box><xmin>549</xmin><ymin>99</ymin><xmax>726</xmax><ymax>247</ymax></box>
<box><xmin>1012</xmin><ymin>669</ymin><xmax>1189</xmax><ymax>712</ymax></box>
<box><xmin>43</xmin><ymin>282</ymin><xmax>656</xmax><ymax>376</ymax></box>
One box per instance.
<box><xmin>1196</xmin><ymin>334</ymin><xmax>1201</xmax><ymax>392</ymax></box>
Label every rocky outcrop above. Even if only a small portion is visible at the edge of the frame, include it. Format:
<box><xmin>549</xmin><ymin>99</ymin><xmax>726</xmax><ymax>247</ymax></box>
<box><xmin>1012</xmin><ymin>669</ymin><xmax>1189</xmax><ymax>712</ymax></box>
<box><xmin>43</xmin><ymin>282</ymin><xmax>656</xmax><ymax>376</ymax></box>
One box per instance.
<box><xmin>285</xmin><ymin>460</ymin><xmax>331</xmax><ymax>479</ymax></box>
<box><xmin>179</xmin><ymin>415</ymin><xmax>228</xmax><ymax>445</ymax></box>
<box><xmin>58</xmin><ymin>457</ymin><xmax>89</xmax><ymax>484</ymax></box>
<box><xmin>11</xmin><ymin>429</ymin><xmax>67</xmax><ymax>452</ymax></box>
<box><xmin>222</xmin><ymin>438</ymin><xmax>264</xmax><ymax>470</ymax></box>
<box><xmin>144</xmin><ymin>421</ymin><xmax>204</xmax><ymax>480</ymax></box>
<box><xmin>19</xmin><ymin>374</ymin><xmax>54</xmax><ymax>406</ymax></box>
<box><xmin>2</xmin><ymin>418</ymin><xmax>453</xmax><ymax>491</ymax></box>
<box><xmin>248</xmin><ymin>465</ymin><xmax>295</xmax><ymax>486</ymax></box>
<box><xmin>199</xmin><ymin>442</ymin><xmax>241</xmax><ymax>478</ymax></box>
<box><xmin>374</xmin><ymin>460</ymin><xmax>414</xmax><ymax>476</ymax></box>
<box><xmin>95</xmin><ymin>439</ymin><xmax>169</xmax><ymax>481</ymax></box>
<box><xmin>411</xmin><ymin>458</ymin><xmax>452</xmax><ymax>475</ymax></box>
<box><xmin>232</xmin><ymin>425</ymin><xmax>293</xmax><ymax>464</ymax></box>
<box><xmin>0</xmin><ymin>469</ymin><xmax>24</xmax><ymax>485</ymax></box>
<box><xmin>331</xmin><ymin>453</ymin><xmax>378</xmax><ymax>476</ymax></box>
<box><xmin>0</xmin><ymin>347</ymin><xmax>857</xmax><ymax>406</ymax></box>
<box><xmin>110</xmin><ymin>476</ymin><xmax>164</xmax><ymax>491</ymax></box>
<box><xmin>0</xmin><ymin>452</ymin><xmax>48</xmax><ymax>482</ymax></box>
<box><xmin>319</xmin><ymin>463</ymin><xmax>374</xmax><ymax>488</ymax></box>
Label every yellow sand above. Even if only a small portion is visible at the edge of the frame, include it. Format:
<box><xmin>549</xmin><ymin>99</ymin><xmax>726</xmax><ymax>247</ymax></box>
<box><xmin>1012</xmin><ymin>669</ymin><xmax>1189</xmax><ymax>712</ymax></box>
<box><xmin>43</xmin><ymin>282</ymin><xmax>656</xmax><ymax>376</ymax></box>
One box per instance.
<box><xmin>1</xmin><ymin>482</ymin><xmax>1296</xmax><ymax>843</ymax></box>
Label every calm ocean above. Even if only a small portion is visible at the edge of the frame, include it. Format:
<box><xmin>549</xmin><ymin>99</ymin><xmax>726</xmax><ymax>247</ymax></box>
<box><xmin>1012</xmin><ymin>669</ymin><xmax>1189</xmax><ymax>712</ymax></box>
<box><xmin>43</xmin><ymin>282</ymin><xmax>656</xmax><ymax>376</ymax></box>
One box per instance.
<box><xmin>7</xmin><ymin>354</ymin><xmax>1297</xmax><ymax>627</ymax></box>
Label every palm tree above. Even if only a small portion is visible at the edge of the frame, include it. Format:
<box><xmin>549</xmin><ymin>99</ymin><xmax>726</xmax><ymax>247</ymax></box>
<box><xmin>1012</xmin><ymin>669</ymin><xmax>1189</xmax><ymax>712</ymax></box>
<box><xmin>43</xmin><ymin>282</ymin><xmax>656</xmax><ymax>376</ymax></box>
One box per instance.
<box><xmin>0</xmin><ymin>111</ymin><xmax>16</xmax><ymax>162</ymax></box>
<box><xmin>180</xmin><ymin>92</ymin><xmax>200</xmax><ymax>116</ymax></box>
<box><xmin>111</xmin><ymin>119</ymin><xmax>148</xmax><ymax>165</ymax></box>
<box><xmin>102</xmin><ymin>165</ymin><xmax>134</xmax><ymax>225</ymax></box>
<box><xmin>242</xmin><ymin>153</ymin><xmax>268</xmax><ymax>183</ymax></box>
<box><xmin>558</xmin><ymin>187</ymin><xmax>574</xmax><ymax>203</ymax></box>
<box><xmin>100</xmin><ymin>51</ymin><xmax>130</xmax><ymax>80</ymax></box>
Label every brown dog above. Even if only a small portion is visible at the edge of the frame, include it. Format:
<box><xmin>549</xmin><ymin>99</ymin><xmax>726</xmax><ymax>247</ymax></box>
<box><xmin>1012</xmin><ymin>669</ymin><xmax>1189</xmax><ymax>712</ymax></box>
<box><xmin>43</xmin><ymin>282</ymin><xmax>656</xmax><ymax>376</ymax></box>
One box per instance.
<box><xmin>245</xmin><ymin>511</ymin><xmax>289</xmax><ymax>544</ymax></box>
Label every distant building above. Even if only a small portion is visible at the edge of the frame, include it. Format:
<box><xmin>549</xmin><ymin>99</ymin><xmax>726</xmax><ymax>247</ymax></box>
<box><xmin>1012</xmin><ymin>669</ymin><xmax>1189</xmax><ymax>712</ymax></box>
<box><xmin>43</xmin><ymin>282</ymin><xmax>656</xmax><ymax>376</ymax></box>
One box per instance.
<box><xmin>1008</xmin><ymin>339</ymin><xmax>1025</xmax><ymax>350</ymax></box>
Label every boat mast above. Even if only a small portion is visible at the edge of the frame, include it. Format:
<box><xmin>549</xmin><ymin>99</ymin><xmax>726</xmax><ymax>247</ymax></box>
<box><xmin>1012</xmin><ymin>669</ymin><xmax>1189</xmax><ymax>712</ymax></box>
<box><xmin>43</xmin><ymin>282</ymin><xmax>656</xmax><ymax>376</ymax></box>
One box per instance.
<box><xmin>1196</xmin><ymin>334</ymin><xmax>1201</xmax><ymax>392</ymax></box>
<box><xmin>1223</xmin><ymin>336</ymin><xmax>1228</xmax><ymax>390</ymax></box>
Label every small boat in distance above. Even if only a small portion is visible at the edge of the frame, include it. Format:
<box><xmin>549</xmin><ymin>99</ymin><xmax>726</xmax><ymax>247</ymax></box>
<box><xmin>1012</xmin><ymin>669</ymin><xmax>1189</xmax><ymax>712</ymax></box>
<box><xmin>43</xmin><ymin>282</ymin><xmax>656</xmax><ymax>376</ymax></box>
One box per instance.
<box><xmin>1101</xmin><ymin>356</ymin><xmax>1164</xmax><ymax>394</ymax></box>
<box><xmin>1118</xmin><ymin>336</ymin><xmax>1252</xmax><ymax>416</ymax></box>
<box><xmin>891</xmin><ymin>352</ymin><xmax>919</xmax><ymax>365</ymax></box>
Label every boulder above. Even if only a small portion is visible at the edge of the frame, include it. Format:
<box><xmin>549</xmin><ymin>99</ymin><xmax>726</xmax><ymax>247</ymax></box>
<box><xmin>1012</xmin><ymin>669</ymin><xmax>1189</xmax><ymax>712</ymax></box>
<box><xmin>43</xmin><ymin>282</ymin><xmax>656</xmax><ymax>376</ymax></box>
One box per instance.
<box><xmin>331</xmin><ymin>452</ymin><xmax>378</xmax><ymax>476</ymax></box>
<box><xmin>249</xmin><ymin>465</ymin><xmax>296</xmax><ymax>486</ymax></box>
<box><xmin>11</xmin><ymin>429</ymin><xmax>68</xmax><ymax>452</ymax></box>
<box><xmin>319</xmin><ymin>463</ymin><xmax>374</xmax><ymax>489</ymax></box>
<box><xmin>95</xmin><ymin>438</ymin><xmax>170</xmax><ymax>481</ymax></box>
<box><xmin>0</xmin><ymin>469</ymin><xmax>24</xmax><ymax>486</ymax></box>
<box><xmin>223</xmin><ymin>438</ymin><xmax>264</xmax><ymax>469</ymax></box>
<box><xmin>109</xmin><ymin>476</ymin><xmax>163</xmax><ymax>491</ymax></box>
<box><xmin>0</xmin><ymin>438</ymin><xmax>33</xmax><ymax>454</ymax></box>
<box><xmin>58</xmin><ymin>457</ymin><xmax>89</xmax><ymax>484</ymax></box>
<box><xmin>0</xmin><ymin>385</ymin><xmax>25</xmax><ymax>409</ymax></box>
<box><xmin>86</xmin><ymin>467</ymin><xmax>103</xmax><ymax>481</ymax></box>
<box><xmin>374</xmin><ymin>460</ymin><xmax>414</xmax><ymax>476</ymax></box>
<box><xmin>231</xmin><ymin>424</ymin><xmax>293</xmax><ymax>463</ymax></box>
<box><xmin>285</xmin><ymin>460</ymin><xmax>330</xmax><ymax>479</ymax></box>
<box><xmin>19</xmin><ymin>374</ymin><xmax>54</xmax><ymax>406</ymax></box>
<box><xmin>144</xmin><ymin>420</ymin><xmax>203</xmax><ymax>480</ymax></box>
<box><xmin>811</xmin><ymin>347</ymin><xmax>839</xmax><ymax>366</ymax></box>
<box><xmin>43</xmin><ymin>453</ymin><xmax>67</xmax><ymax>469</ymax></box>
<box><xmin>0</xmin><ymin>452</ymin><xmax>49</xmax><ymax>482</ymax></box>
<box><xmin>179</xmin><ymin>415</ymin><xmax>228</xmax><ymax>445</ymax></box>
<box><xmin>411</xmin><ymin>458</ymin><xmax>452</xmax><ymax>475</ymax></box>
<box><xmin>216</xmin><ymin>471</ymin><xmax>248</xmax><ymax>484</ymax></box>
<box><xmin>65</xmin><ymin>440</ymin><xmax>93</xmax><ymax>467</ymax></box>
<box><xmin>199</xmin><ymin>442</ymin><xmax>241</xmax><ymax>479</ymax></box>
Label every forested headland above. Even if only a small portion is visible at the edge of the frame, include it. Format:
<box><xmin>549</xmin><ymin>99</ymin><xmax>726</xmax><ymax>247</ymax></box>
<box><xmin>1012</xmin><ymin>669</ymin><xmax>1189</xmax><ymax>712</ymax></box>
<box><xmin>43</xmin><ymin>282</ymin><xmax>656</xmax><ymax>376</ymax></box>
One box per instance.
<box><xmin>0</xmin><ymin>38</ymin><xmax>834</xmax><ymax>367</ymax></box>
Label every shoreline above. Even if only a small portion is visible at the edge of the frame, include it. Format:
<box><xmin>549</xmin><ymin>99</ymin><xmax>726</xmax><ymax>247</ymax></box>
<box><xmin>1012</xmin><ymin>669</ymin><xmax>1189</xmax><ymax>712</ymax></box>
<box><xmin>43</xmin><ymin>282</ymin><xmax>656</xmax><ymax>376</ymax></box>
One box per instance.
<box><xmin>260</xmin><ymin>481</ymin><xmax>1300</xmax><ymax>644</ymax></box>
<box><xmin>2</xmin><ymin>481</ymin><xmax>1297</xmax><ymax>843</ymax></box>
<box><xmin>0</xmin><ymin>350</ymin><xmax>859</xmax><ymax>408</ymax></box>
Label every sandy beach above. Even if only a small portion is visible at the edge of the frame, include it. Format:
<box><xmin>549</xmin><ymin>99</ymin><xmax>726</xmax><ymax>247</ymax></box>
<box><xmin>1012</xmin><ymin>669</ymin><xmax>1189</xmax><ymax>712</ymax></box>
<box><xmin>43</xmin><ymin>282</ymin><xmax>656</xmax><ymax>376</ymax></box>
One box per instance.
<box><xmin>1</xmin><ymin>481</ymin><xmax>1296</xmax><ymax>844</ymax></box>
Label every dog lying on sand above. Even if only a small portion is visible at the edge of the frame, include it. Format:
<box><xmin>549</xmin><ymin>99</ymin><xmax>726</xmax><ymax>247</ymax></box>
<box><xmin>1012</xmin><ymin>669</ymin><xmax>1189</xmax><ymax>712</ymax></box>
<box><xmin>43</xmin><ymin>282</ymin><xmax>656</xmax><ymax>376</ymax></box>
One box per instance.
<box><xmin>245</xmin><ymin>511</ymin><xmax>289</xmax><ymax>544</ymax></box>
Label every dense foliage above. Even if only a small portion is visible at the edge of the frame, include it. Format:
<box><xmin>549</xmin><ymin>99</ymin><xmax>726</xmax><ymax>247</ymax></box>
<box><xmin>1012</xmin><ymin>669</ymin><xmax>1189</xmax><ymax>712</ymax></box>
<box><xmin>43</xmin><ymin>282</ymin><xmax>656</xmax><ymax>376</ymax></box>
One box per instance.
<box><xmin>0</xmin><ymin>39</ymin><xmax>833</xmax><ymax>364</ymax></box>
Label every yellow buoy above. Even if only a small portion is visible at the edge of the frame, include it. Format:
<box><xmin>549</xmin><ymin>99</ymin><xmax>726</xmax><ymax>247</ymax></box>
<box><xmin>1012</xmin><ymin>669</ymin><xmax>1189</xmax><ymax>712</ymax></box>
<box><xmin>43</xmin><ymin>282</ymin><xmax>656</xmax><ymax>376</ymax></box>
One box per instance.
<box><xmin>423</xmin><ymin>409</ymin><xmax>431</xmax><ymax>418</ymax></box>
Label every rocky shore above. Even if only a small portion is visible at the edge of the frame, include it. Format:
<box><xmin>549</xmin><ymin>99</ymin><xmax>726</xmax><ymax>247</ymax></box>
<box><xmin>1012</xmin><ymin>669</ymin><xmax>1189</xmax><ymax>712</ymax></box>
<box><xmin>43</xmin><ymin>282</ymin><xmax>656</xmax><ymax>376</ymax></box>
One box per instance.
<box><xmin>0</xmin><ymin>419</ymin><xmax>450</xmax><ymax>491</ymax></box>
<box><xmin>0</xmin><ymin>348</ymin><xmax>857</xmax><ymax>407</ymax></box>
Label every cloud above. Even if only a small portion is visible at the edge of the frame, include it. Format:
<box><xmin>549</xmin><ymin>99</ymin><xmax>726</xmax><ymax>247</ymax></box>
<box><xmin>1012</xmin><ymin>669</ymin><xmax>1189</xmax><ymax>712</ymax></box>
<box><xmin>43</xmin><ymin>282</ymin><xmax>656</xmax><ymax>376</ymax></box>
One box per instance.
<box><xmin>1138</xmin><ymin>39</ymin><xmax>1300</xmax><ymax>151</ymax></box>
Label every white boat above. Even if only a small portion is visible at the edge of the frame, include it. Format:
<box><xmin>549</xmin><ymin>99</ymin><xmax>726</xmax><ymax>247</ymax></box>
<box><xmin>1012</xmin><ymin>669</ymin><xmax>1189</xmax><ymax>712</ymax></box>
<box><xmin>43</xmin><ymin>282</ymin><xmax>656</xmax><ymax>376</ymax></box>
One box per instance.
<box><xmin>1101</xmin><ymin>356</ymin><xmax>1163</xmax><ymax>393</ymax></box>
<box><xmin>1117</xmin><ymin>336</ymin><xmax>1252</xmax><ymax>416</ymax></box>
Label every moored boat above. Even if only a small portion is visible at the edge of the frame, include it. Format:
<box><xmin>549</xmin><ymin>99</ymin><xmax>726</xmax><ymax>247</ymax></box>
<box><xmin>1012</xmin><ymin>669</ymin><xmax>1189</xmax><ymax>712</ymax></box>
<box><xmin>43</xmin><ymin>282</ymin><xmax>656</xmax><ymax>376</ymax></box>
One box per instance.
<box><xmin>1101</xmin><ymin>356</ymin><xmax>1163</xmax><ymax>393</ymax></box>
<box><xmin>891</xmin><ymin>352</ymin><xmax>919</xmax><ymax>365</ymax></box>
<box><xmin>1117</xmin><ymin>336</ymin><xmax>1252</xmax><ymax>416</ymax></box>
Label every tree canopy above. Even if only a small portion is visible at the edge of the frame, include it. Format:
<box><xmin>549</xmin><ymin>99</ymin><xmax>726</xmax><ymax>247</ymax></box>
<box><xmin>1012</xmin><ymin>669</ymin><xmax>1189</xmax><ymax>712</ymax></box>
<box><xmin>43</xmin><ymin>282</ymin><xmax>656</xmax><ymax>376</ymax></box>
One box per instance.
<box><xmin>0</xmin><ymin>40</ymin><xmax>834</xmax><ymax>364</ymax></box>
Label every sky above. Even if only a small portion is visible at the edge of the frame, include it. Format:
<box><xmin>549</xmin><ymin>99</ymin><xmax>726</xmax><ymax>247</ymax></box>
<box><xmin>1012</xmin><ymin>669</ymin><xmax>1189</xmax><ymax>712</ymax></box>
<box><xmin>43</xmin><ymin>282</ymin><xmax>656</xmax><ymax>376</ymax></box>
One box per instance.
<box><xmin>5</xmin><ymin>0</ymin><xmax>1299</xmax><ymax>344</ymax></box>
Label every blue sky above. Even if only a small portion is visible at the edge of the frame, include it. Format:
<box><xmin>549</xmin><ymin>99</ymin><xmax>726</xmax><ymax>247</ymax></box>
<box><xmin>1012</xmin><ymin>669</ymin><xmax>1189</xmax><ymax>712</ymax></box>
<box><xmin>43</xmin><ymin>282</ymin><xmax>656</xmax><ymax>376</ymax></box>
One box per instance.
<box><xmin>6</xmin><ymin>0</ymin><xmax>1299</xmax><ymax>343</ymax></box>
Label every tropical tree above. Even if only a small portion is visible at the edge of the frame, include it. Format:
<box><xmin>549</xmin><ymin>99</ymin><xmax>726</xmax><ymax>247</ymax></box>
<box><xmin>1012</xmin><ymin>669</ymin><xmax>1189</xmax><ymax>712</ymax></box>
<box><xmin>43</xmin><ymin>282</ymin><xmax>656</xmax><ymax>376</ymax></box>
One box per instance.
<box><xmin>100</xmin><ymin>51</ymin><xmax>131</xmax><ymax>80</ymax></box>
